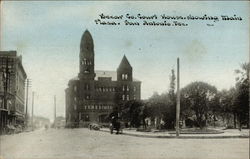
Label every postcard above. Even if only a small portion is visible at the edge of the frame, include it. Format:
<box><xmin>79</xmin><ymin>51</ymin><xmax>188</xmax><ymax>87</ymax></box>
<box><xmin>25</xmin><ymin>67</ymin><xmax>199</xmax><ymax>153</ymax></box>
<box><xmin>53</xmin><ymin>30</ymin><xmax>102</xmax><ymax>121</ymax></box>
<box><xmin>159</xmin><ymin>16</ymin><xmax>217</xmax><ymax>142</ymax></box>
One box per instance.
<box><xmin>0</xmin><ymin>1</ymin><xmax>249</xmax><ymax>159</ymax></box>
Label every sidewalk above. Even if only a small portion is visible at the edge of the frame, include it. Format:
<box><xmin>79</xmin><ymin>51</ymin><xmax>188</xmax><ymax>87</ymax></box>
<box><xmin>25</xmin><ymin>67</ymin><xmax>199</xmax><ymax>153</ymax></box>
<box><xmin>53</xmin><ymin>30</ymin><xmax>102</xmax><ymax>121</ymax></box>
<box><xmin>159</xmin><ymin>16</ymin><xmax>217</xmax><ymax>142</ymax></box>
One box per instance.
<box><xmin>100</xmin><ymin>128</ymin><xmax>250</xmax><ymax>139</ymax></box>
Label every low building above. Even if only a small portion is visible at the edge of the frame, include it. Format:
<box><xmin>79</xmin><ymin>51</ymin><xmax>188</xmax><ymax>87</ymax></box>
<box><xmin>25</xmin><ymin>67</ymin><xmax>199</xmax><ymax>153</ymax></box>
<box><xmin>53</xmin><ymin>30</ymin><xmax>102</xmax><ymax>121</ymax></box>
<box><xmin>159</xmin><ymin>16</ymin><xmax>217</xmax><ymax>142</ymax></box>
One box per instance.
<box><xmin>53</xmin><ymin>116</ymin><xmax>66</xmax><ymax>128</ymax></box>
<box><xmin>32</xmin><ymin>116</ymin><xmax>50</xmax><ymax>130</ymax></box>
<box><xmin>0</xmin><ymin>51</ymin><xmax>27</xmax><ymax>133</ymax></box>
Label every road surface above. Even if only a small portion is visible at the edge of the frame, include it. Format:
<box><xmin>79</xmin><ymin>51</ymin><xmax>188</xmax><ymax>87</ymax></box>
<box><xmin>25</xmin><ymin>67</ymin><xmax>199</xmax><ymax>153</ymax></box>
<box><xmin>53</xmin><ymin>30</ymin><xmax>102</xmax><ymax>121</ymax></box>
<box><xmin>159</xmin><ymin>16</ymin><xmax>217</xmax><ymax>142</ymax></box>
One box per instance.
<box><xmin>0</xmin><ymin>128</ymin><xmax>249</xmax><ymax>159</ymax></box>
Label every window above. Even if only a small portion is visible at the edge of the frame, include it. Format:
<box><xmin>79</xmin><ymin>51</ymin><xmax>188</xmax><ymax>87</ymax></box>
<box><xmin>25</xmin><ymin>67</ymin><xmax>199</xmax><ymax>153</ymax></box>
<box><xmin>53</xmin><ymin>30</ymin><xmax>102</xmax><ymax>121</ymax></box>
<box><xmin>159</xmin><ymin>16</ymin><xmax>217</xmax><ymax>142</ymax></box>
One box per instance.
<box><xmin>127</xmin><ymin>95</ymin><xmax>130</xmax><ymax>101</ymax></box>
<box><xmin>85</xmin><ymin>84</ymin><xmax>89</xmax><ymax>90</ymax></box>
<box><xmin>134</xmin><ymin>86</ymin><xmax>136</xmax><ymax>91</ymax></box>
<box><xmin>122</xmin><ymin>85</ymin><xmax>125</xmax><ymax>91</ymax></box>
<box><xmin>134</xmin><ymin>95</ymin><xmax>136</xmax><ymax>100</ymax></box>
<box><xmin>122</xmin><ymin>95</ymin><xmax>125</xmax><ymax>100</ymax></box>
<box><xmin>85</xmin><ymin>115</ymin><xmax>90</xmax><ymax>121</ymax></box>
<box><xmin>127</xmin><ymin>85</ymin><xmax>129</xmax><ymax>91</ymax></box>
<box><xmin>86</xmin><ymin>95</ymin><xmax>90</xmax><ymax>100</ymax></box>
<box><xmin>74</xmin><ymin>104</ymin><xmax>77</xmax><ymax>110</ymax></box>
<box><xmin>79</xmin><ymin>113</ymin><xmax>81</xmax><ymax>120</ymax></box>
<box><xmin>122</xmin><ymin>74</ymin><xmax>128</xmax><ymax>80</ymax></box>
<box><xmin>74</xmin><ymin>86</ymin><xmax>77</xmax><ymax>92</ymax></box>
<box><xmin>83</xmin><ymin>58</ymin><xmax>87</xmax><ymax>65</ymax></box>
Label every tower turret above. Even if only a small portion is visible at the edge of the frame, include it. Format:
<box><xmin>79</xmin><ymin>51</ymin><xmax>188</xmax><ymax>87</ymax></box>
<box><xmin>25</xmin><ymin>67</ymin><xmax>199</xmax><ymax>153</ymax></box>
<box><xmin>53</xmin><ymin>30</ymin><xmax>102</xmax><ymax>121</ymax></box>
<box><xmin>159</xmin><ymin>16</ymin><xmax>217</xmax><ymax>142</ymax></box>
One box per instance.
<box><xmin>78</xmin><ymin>30</ymin><xmax>95</xmax><ymax>80</ymax></box>
<box><xmin>117</xmin><ymin>55</ymin><xmax>133</xmax><ymax>81</ymax></box>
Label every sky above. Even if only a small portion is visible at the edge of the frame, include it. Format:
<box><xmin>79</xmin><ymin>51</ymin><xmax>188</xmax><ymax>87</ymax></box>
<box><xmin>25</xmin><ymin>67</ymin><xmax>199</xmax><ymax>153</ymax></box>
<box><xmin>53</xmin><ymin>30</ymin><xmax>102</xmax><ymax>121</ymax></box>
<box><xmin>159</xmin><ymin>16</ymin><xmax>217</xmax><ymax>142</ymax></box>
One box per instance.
<box><xmin>1</xmin><ymin>1</ymin><xmax>249</xmax><ymax>121</ymax></box>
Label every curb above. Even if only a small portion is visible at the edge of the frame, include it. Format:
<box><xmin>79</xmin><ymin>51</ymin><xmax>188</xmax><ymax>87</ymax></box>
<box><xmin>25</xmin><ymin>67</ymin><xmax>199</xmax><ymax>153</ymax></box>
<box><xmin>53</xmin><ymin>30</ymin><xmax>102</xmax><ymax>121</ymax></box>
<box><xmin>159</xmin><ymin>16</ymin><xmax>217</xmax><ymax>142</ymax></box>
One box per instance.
<box><xmin>99</xmin><ymin>129</ymin><xmax>249</xmax><ymax>139</ymax></box>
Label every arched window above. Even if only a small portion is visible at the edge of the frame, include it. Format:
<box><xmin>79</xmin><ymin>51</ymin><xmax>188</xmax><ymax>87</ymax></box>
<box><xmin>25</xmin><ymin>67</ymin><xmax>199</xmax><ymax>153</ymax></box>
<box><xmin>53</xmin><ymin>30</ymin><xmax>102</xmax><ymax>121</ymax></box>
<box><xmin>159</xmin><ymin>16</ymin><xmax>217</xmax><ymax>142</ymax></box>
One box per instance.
<box><xmin>125</xmin><ymin>74</ymin><xmax>128</xmax><ymax>79</ymax></box>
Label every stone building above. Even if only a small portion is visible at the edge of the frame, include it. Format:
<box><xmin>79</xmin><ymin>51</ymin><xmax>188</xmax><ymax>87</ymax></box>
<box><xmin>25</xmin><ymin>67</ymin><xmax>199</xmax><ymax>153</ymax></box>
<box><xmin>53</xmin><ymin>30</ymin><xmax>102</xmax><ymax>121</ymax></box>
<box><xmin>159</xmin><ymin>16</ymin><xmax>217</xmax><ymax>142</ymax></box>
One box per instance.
<box><xmin>0</xmin><ymin>51</ymin><xmax>27</xmax><ymax>133</ymax></box>
<box><xmin>65</xmin><ymin>30</ymin><xmax>141</xmax><ymax>127</ymax></box>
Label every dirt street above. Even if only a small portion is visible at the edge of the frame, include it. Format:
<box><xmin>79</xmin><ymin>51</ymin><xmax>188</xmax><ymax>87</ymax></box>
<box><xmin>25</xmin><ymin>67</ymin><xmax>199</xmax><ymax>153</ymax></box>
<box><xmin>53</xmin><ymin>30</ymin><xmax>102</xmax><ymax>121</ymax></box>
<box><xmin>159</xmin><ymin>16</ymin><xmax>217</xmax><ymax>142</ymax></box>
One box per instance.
<box><xmin>0</xmin><ymin>128</ymin><xmax>249</xmax><ymax>159</ymax></box>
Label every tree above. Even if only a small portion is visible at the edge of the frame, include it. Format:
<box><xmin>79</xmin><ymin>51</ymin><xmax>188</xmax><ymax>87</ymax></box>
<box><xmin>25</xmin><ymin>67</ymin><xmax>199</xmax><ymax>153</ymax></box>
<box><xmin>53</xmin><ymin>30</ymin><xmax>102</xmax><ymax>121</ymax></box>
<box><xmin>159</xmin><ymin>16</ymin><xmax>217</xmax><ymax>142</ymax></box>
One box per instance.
<box><xmin>121</xmin><ymin>100</ymin><xmax>144</xmax><ymax>128</ymax></box>
<box><xmin>163</xmin><ymin>69</ymin><xmax>176</xmax><ymax>129</ymax></box>
<box><xmin>146</xmin><ymin>69</ymin><xmax>177</xmax><ymax>129</ymax></box>
<box><xmin>218</xmin><ymin>88</ymin><xmax>237</xmax><ymax>128</ymax></box>
<box><xmin>234</xmin><ymin>63</ymin><xmax>249</xmax><ymax>129</ymax></box>
<box><xmin>181</xmin><ymin>81</ymin><xmax>217</xmax><ymax>129</ymax></box>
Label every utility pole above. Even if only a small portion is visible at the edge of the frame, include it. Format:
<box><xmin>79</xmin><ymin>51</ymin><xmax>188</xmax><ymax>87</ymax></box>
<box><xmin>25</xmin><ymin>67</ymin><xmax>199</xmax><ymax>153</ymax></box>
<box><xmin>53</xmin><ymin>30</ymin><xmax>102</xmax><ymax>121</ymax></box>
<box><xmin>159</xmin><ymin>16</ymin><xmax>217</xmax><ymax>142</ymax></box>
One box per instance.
<box><xmin>31</xmin><ymin>91</ymin><xmax>34</xmax><ymax>131</ymax></box>
<box><xmin>176</xmin><ymin>58</ymin><xmax>180</xmax><ymax>137</ymax></box>
<box><xmin>25</xmin><ymin>78</ymin><xmax>31</xmax><ymax>128</ymax></box>
<box><xmin>54</xmin><ymin>95</ymin><xmax>56</xmax><ymax>124</ymax></box>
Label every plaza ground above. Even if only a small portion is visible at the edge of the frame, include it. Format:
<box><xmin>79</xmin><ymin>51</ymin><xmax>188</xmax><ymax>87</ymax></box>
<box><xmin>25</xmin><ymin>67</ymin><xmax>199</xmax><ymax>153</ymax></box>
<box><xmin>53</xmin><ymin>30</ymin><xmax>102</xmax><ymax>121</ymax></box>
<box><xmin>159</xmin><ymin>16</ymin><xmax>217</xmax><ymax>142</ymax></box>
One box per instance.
<box><xmin>0</xmin><ymin>128</ymin><xmax>249</xmax><ymax>159</ymax></box>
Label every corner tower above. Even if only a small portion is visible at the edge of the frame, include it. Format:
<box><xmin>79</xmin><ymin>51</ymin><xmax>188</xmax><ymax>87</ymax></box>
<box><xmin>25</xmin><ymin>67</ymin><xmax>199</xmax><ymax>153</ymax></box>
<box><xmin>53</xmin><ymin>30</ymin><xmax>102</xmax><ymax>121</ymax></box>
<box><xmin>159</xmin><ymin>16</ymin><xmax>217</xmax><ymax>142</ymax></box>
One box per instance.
<box><xmin>78</xmin><ymin>30</ymin><xmax>95</xmax><ymax>80</ymax></box>
<box><xmin>117</xmin><ymin>55</ymin><xmax>133</xmax><ymax>81</ymax></box>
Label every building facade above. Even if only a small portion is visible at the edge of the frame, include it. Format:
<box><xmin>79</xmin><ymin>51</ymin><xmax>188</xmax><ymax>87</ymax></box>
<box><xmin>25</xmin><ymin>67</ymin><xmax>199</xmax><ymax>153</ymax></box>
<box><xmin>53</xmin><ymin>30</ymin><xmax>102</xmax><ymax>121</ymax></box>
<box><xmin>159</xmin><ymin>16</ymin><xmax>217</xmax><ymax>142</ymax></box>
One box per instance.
<box><xmin>0</xmin><ymin>51</ymin><xmax>27</xmax><ymax>133</ymax></box>
<box><xmin>65</xmin><ymin>30</ymin><xmax>141</xmax><ymax>127</ymax></box>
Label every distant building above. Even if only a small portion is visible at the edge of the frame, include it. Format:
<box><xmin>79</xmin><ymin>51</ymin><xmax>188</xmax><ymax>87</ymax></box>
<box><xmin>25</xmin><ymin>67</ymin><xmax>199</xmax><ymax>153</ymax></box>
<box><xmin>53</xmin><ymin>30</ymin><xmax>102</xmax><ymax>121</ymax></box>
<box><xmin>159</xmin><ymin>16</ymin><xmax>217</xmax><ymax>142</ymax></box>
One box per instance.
<box><xmin>65</xmin><ymin>30</ymin><xmax>141</xmax><ymax>127</ymax></box>
<box><xmin>53</xmin><ymin>116</ymin><xmax>66</xmax><ymax>128</ymax></box>
<box><xmin>0</xmin><ymin>51</ymin><xmax>27</xmax><ymax>133</ymax></box>
<box><xmin>32</xmin><ymin>116</ymin><xmax>50</xmax><ymax>129</ymax></box>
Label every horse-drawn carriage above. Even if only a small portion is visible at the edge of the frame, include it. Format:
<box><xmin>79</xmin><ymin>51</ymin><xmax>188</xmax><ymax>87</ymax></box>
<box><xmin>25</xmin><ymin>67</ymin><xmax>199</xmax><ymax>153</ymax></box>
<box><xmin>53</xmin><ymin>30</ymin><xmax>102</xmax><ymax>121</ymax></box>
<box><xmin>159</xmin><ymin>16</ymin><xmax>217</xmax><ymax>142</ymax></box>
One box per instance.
<box><xmin>110</xmin><ymin>119</ymin><xmax>124</xmax><ymax>134</ymax></box>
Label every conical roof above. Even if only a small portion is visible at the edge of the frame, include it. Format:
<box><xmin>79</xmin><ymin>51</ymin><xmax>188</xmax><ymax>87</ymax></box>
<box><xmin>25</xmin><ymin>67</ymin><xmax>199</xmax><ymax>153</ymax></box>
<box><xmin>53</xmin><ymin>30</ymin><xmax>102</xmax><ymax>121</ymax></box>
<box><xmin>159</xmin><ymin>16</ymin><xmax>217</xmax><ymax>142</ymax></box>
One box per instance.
<box><xmin>80</xmin><ymin>29</ymin><xmax>94</xmax><ymax>50</ymax></box>
<box><xmin>118</xmin><ymin>55</ymin><xmax>132</xmax><ymax>69</ymax></box>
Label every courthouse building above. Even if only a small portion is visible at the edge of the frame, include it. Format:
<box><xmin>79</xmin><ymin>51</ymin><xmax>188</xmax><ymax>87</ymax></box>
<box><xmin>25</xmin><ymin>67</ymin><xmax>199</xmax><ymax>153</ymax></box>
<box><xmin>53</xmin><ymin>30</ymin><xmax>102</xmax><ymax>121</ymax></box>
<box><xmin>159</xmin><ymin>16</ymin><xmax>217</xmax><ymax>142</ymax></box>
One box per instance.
<box><xmin>0</xmin><ymin>51</ymin><xmax>27</xmax><ymax>133</ymax></box>
<box><xmin>65</xmin><ymin>30</ymin><xmax>141</xmax><ymax>127</ymax></box>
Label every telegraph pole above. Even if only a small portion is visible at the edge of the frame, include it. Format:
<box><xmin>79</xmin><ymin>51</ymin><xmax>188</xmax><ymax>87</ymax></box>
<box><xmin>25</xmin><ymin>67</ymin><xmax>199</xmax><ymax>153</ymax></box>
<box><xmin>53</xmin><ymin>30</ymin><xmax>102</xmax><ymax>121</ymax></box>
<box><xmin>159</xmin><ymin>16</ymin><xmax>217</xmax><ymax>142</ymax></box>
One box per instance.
<box><xmin>54</xmin><ymin>95</ymin><xmax>56</xmax><ymax>124</ymax></box>
<box><xmin>25</xmin><ymin>78</ymin><xmax>31</xmax><ymax>128</ymax></box>
<box><xmin>31</xmin><ymin>92</ymin><xmax>34</xmax><ymax>131</ymax></box>
<box><xmin>176</xmin><ymin>58</ymin><xmax>180</xmax><ymax>137</ymax></box>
